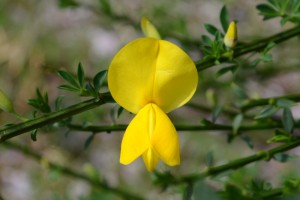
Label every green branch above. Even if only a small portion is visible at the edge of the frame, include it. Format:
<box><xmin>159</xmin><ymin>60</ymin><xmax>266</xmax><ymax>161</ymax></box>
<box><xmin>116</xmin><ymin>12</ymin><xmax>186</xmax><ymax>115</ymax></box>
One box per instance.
<box><xmin>196</xmin><ymin>26</ymin><xmax>300</xmax><ymax>71</ymax></box>
<box><xmin>66</xmin><ymin>121</ymin><xmax>300</xmax><ymax>133</ymax></box>
<box><xmin>157</xmin><ymin>139</ymin><xmax>300</xmax><ymax>185</ymax></box>
<box><xmin>241</xmin><ymin>93</ymin><xmax>300</xmax><ymax>111</ymax></box>
<box><xmin>3</xmin><ymin>141</ymin><xmax>144</xmax><ymax>200</ymax></box>
<box><xmin>0</xmin><ymin>93</ymin><xmax>114</xmax><ymax>143</ymax></box>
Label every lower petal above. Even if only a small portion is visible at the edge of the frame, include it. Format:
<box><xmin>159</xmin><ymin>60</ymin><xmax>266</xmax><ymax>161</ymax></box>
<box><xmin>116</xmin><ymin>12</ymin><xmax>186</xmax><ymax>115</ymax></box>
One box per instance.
<box><xmin>142</xmin><ymin>148</ymin><xmax>159</xmax><ymax>172</ymax></box>
<box><xmin>151</xmin><ymin>104</ymin><xmax>180</xmax><ymax>166</ymax></box>
<box><xmin>120</xmin><ymin>105</ymin><xmax>151</xmax><ymax>165</ymax></box>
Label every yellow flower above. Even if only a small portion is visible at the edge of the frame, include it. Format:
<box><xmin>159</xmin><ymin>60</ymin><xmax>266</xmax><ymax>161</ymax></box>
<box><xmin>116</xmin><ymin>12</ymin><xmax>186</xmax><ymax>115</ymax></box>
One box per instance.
<box><xmin>224</xmin><ymin>21</ymin><xmax>237</xmax><ymax>48</ymax></box>
<box><xmin>108</xmin><ymin>38</ymin><xmax>198</xmax><ymax>171</ymax></box>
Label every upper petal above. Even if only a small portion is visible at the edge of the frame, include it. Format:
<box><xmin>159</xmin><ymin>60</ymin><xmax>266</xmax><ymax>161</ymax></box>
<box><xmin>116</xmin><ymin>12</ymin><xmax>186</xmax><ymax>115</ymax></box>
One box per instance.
<box><xmin>108</xmin><ymin>38</ymin><xmax>198</xmax><ymax>114</ymax></box>
<box><xmin>108</xmin><ymin>38</ymin><xmax>159</xmax><ymax>114</ymax></box>
<box><xmin>153</xmin><ymin>40</ymin><xmax>198</xmax><ymax>113</ymax></box>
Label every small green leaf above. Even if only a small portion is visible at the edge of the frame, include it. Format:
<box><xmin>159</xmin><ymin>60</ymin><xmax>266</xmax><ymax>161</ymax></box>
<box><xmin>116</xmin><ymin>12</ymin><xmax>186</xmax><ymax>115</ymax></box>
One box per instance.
<box><xmin>267</xmin><ymin>130</ymin><xmax>292</xmax><ymax>143</ymax></box>
<box><xmin>57</xmin><ymin>70</ymin><xmax>80</xmax><ymax>88</ymax></box>
<box><xmin>99</xmin><ymin>0</ymin><xmax>112</xmax><ymax>15</ymax></box>
<box><xmin>194</xmin><ymin>180</ymin><xmax>222</xmax><ymax>200</ymax></box>
<box><xmin>183</xmin><ymin>183</ymin><xmax>193</xmax><ymax>200</ymax></box>
<box><xmin>220</xmin><ymin>5</ymin><xmax>230</xmax><ymax>32</ymax></box>
<box><xmin>276</xmin><ymin>98</ymin><xmax>295</xmax><ymax>108</ymax></box>
<box><xmin>261</xmin><ymin>53</ymin><xmax>272</xmax><ymax>62</ymax></box>
<box><xmin>256</xmin><ymin>4</ymin><xmax>279</xmax><ymax>20</ymax></box>
<box><xmin>216</xmin><ymin>65</ymin><xmax>237</xmax><ymax>77</ymax></box>
<box><xmin>0</xmin><ymin>89</ymin><xmax>14</xmax><ymax>113</ymax></box>
<box><xmin>254</xmin><ymin>105</ymin><xmax>278</xmax><ymax>119</ymax></box>
<box><xmin>205</xmin><ymin>150</ymin><xmax>214</xmax><ymax>167</ymax></box>
<box><xmin>240</xmin><ymin>134</ymin><xmax>254</xmax><ymax>149</ymax></box>
<box><xmin>93</xmin><ymin>70</ymin><xmax>108</xmax><ymax>92</ymax></box>
<box><xmin>85</xmin><ymin>82</ymin><xmax>97</xmax><ymax>97</ymax></box>
<box><xmin>204</xmin><ymin>24</ymin><xmax>219</xmax><ymax>36</ymax></box>
<box><xmin>273</xmin><ymin>153</ymin><xmax>291</xmax><ymax>162</ymax></box>
<box><xmin>77</xmin><ymin>62</ymin><xmax>85</xmax><ymax>88</ymax></box>
<box><xmin>201</xmin><ymin>35</ymin><xmax>213</xmax><ymax>45</ymax></box>
<box><xmin>117</xmin><ymin>106</ymin><xmax>124</xmax><ymax>118</ymax></box>
<box><xmin>58</xmin><ymin>0</ymin><xmax>79</xmax><ymax>8</ymax></box>
<box><xmin>227</xmin><ymin>133</ymin><xmax>235</xmax><ymax>144</ymax></box>
<box><xmin>31</xmin><ymin>129</ymin><xmax>38</xmax><ymax>141</ymax></box>
<box><xmin>282</xmin><ymin>107</ymin><xmax>294</xmax><ymax>133</ymax></box>
<box><xmin>84</xmin><ymin>133</ymin><xmax>95</xmax><ymax>150</ymax></box>
<box><xmin>233</xmin><ymin>114</ymin><xmax>243</xmax><ymax>135</ymax></box>
<box><xmin>55</xmin><ymin>96</ymin><xmax>64</xmax><ymax>111</ymax></box>
<box><xmin>212</xmin><ymin>105</ymin><xmax>222</xmax><ymax>123</ymax></box>
<box><xmin>58</xmin><ymin>84</ymin><xmax>80</xmax><ymax>92</ymax></box>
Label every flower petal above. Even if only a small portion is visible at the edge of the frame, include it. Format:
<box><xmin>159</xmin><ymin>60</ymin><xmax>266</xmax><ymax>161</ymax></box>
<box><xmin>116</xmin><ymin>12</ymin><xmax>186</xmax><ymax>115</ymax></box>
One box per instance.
<box><xmin>151</xmin><ymin>104</ymin><xmax>180</xmax><ymax>166</ymax></box>
<box><xmin>120</xmin><ymin>104</ymin><xmax>152</xmax><ymax>165</ymax></box>
<box><xmin>153</xmin><ymin>40</ymin><xmax>198</xmax><ymax>113</ymax></box>
<box><xmin>108</xmin><ymin>38</ymin><xmax>159</xmax><ymax>114</ymax></box>
<box><xmin>142</xmin><ymin>148</ymin><xmax>159</xmax><ymax>172</ymax></box>
<box><xmin>108</xmin><ymin>38</ymin><xmax>198</xmax><ymax>114</ymax></box>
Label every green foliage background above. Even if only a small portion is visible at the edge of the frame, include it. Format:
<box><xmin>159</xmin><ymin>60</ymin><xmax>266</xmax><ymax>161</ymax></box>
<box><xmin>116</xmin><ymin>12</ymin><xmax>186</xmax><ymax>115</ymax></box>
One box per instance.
<box><xmin>0</xmin><ymin>0</ymin><xmax>300</xmax><ymax>199</ymax></box>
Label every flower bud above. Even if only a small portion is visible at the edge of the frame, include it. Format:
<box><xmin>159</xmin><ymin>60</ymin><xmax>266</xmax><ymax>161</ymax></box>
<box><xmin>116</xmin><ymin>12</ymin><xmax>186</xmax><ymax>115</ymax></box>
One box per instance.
<box><xmin>0</xmin><ymin>89</ymin><xmax>14</xmax><ymax>113</ymax></box>
<box><xmin>140</xmin><ymin>17</ymin><xmax>161</xmax><ymax>39</ymax></box>
<box><xmin>224</xmin><ymin>21</ymin><xmax>237</xmax><ymax>48</ymax></box>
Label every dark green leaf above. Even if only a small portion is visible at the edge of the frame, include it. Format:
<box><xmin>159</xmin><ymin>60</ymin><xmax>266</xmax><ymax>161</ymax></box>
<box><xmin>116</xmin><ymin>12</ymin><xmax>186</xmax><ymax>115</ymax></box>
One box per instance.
<box><xmin>256</xmin><ymin>4</ymin><xmax>279</xmax><ymax>20</ymax></box>
<box><xmin>233</xmin><ymin>114</ymin><xmax>243</xmax><ymax>134</ymax></box>
<box><xmin>58</xmin><ymin>84</ymin><xmax>80</xmax><ymax>92</ymax></box>
<box><xmin>204</xmin><ymin>24</ymin><xmax>219</xmax><ymax>36</ymax></box>
<box><xmin>282</xmin><ymin>107</ymin><xmax>294</xmax><ymax>133</ymax></box>
<box><xmin>58</xmin><ymin>0</ymin><xmax>79</xmax><ymax>8</ymax></box>
<box><xmin>240</xmin><ymin>134</ymin><xmax>254</xmax><ymax>149</ymax></box>
<box><xmin>201</xmin><ymin>35</ymin><xmax>212</xmax><ymax>45</ymax></box>
<box><xmin>221</xmin><ymin>183</ymin><xmax>247</xmax><ymax>200</ymax></box>
<box><xmin>77</xmin><ymin>62</ymin><xmax>85</xmax><ymax>88</ymax></box>
<box><xmin>99</xmin><ymin>0</ymin><xmax>112</xmax><ymax>15</ymax></box>
<box><xmin>57</xmin><ymin>70</ymin><xmax>80</xmax><ymax>88</ymax></box>
<box><xmin>93</xmin><ymin>70</ymin><xmax>108</xmax><ymax>92</ymax></box>
<box><xmin>273</xmin><ymin>153</ymin><xmax>290</xmax><ymax>162</ymax></box>
<box><xmin>117</xmin><ymin>106</ymin><xmax>124</xmax><ymax>118</ymax></box>
<box><xmin>55</xmin><ymin>96</ymin><xmax>64</xmax><ymax>111</ymax></box>
<box><xmin>220</xmin><ymin>5</ymin><xmax>230</xmax><ymax>32</ymax></box>
<box><xmin>216</xmin><ymin>65</ymin><xmax>237</xmax><ymax>77</ymax></box>
<box><xmin>254</xmin><ymin>105</ymin><xmax>278</xmax><ymax>119</ymax></box>
<box><xmin>85</xmin><ymin>82</ymin><xmax>97</xmax><ymax>97</ymax></box>
<box><xmin>194</xmin><ymin>180</ymin><xmax>222</xmax><ymax>200</ymax></box>
<box><xmin>183</xmin><ymin>183</ymin><xmax>193</xmax><ymax>200</ymax></box>
<box><xmin>31</xmin><ymin>129</ymin><xmax>37</xmax><ymax>141</ymax></box>
<box><xmin>267</xmin><ymin>130</ymin><xmax>292</xmax><ymax>143</ymax></box>
<box><xmin>205</xmin><ymin>150</ymin><xmax>214</xmax><ymax>167</ymax></box>
<box><xmin>200</xmin><ymin>118</ymin><xmax>213</xmax><ymax>126</ymax></box>
<box><xmin>212</xmin><ymin>105</ymin><xmax>222</xmax><ymax>123</ymax></box>
<box><xmin>261</xmin><ymin>53</ymin><xmax>272</xmax><ymax>62</ymax></box>
<box><xmin>84</xmin><ymin>133</ymin><xmax>95</xmax><ymax>150</ymax></box>
<box><xmin>264</xmin><ymin>42</ymin><xmax>276</xmax><ymax>53</ymax></box>
<box><xmin>276</xmin><ymin>98</ymin><xmax>295</xmax><ymax>108</ymax></box>
<box><xmin>227</xmin><ymin>133</ymin><xmax>235</xmax><ymax>144</ymax></box>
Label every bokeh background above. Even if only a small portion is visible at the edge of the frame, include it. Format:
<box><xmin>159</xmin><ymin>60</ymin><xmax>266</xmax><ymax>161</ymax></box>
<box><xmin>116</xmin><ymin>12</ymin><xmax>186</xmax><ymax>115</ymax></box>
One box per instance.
<box><xmin>1</xmin><ymin>0</ymin><xmax>300</xmax><ymax>199</ymax></box>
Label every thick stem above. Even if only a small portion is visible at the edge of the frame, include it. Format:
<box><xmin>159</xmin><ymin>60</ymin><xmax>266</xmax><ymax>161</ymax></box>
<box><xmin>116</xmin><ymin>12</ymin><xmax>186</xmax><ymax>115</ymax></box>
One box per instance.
<box><xmin>0</xmin><ymin>93</ymin><xmax>114</xmax><ymax>143</ymax></box>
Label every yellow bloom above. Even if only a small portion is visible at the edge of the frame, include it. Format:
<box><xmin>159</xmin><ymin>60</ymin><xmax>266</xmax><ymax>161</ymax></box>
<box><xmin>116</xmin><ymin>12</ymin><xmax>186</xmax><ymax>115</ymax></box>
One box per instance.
<box><xmin>108</xmin><ymin>38</ymin><xmax>198</xmax><ymax>171</ymax></box>
<box><xmin>224</xmin><ymin>21</ymin><xmax>237</xmax><ymax>48</ymax></box>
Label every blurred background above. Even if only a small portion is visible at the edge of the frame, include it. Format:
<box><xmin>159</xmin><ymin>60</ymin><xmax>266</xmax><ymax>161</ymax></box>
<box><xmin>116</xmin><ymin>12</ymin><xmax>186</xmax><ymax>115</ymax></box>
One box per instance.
<box><xmin>0</xmin><ymin>0</ymin><xmax>300</xmax><ymax>199</ymax></box>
